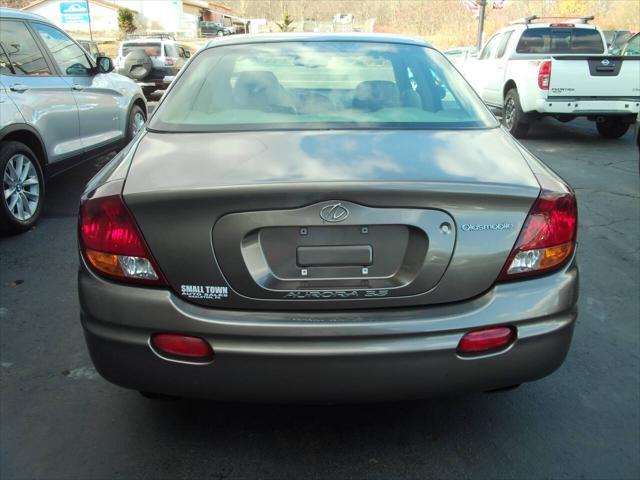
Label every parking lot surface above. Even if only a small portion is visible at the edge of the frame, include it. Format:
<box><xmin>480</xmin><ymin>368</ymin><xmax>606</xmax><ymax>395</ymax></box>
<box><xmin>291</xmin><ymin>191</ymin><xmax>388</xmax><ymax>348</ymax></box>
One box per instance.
<box><xmin>1</xmin><ymin>119</ymin><xmax>638</xmax><ymax>480</ymax></box>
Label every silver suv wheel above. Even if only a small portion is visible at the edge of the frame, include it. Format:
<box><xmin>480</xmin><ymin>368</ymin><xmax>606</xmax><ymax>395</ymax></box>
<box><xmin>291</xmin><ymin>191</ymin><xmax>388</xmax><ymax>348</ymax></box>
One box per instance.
<box><xmin>132</xmin><ymin>111</ymin><xmax>146</xmax><ymax>136</ymax></box>
<box><xmin>4</xmin><ymin>153</ymin><xmax>41</xmax><ymax>221</ymax></box>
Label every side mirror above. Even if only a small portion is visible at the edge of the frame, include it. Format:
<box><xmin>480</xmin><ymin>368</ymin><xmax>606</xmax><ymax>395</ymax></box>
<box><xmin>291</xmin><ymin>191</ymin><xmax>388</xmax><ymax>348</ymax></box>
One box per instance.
<box><xmin>185</xmin><ymin>51</ymin><xmax>191</xmax><ymax>58</ymax></box>
<box><xmin>96</xmin><ymin>56</ymin><xmax>114</xmax><ymax>74</ymax></box>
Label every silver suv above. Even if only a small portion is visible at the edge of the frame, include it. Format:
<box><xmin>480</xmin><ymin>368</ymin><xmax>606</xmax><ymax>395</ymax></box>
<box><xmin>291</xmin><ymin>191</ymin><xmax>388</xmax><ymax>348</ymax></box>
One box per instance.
<box><xmin>0</xmin><ymin>8</ymin><xmax>146</xmax><ymax>234</ymax></box>
<box><xmin>115</xmin><ymin>35</ymin><xmax>191</xmax><ymax>98</ymax></box>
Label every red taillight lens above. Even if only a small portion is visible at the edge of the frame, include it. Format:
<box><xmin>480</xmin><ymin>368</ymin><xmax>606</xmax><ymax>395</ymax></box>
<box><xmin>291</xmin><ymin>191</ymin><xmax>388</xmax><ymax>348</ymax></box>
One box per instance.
<box><xmin>458</xmin><ymin>327</ymin><xmax>516</xmax><ymax>354</ymax></box>
<box><xmin>164</xmin><ymin>58</ymin><xmax>176</xmax><ymax>67</ymax></box>
<box><xmin>499</xmin><ymin>189</ymin><xmax>577</xmax><ymax>281</ymax></box>
<box><xmin>538</xmin><ymin>60</ymin><xmax>551</xmax><ymax>90</ymax></box>
<box><xmin>152</xmin><ymin>333</ymin><xmax>213</xmax><ymax>360</ymax></box>
<box><xmin>79</xmin><ymin>194</ymin><xmax>167</xmax><ymax>286</ymax></box>
<box><xmin>550</xmin><ymin>23</ymin><xmax>575</xmax><ymax>27</ymax></box>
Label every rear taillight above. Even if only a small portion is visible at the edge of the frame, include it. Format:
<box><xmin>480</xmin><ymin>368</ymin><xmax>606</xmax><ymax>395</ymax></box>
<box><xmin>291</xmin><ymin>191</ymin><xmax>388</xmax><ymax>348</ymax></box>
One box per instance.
<box><xmin>499</xmin><ymin>189</ymin><xmax>577</xmax><ymax>281</ymax></box>
<box><xmin>164</xmin><ymin>58</ymin><xmax>176</xmax><ymax>67</ymax></box>
<box><xmin>79</xmin><ymin>194</ymin><xmax>167</xmax><ymax>286</ymax></box>
<box><xmin>538</xmin><ymin>60</ymin><xmax>551</xmax><ymax>90</ymax></box>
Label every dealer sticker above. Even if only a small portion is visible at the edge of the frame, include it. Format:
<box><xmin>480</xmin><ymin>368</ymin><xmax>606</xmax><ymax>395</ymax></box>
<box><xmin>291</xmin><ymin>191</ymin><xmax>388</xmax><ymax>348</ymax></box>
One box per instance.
<box><xmin>181</xmin><ymin>285</ymin><xmax>228</xmax><ymax>300</ymax></box>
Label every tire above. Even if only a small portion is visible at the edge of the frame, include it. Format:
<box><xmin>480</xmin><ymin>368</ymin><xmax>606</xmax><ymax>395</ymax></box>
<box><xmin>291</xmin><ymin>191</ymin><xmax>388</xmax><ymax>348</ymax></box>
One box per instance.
<box><xmin>126</xmin><ymin>104</ymin><xmax>147</xmax><ymax>143</ymax></box>
<box><xmin>0</xmin><ymin>141</ymin><xmax>45</xmax><ymax>235</ymax></box>
<box><xmin>139</xmin><ymin>391</ymin><xmax>178</xmax><ymax>400</ymax></box>
<box><xmin>217</xmin><ymin>30</ymin><xmax>224</xmax><ymax>37</ymax></box>
<box><xmin>502</xmin><ymin>88</ymin><xmax>531</xmax><ymax>138</ymax></box>
<box><xmin>596</xmin><ymin>118</ymin><xmax>630</xmax><ymax>139</ymax></box>
<box><xmin>121</xmin><ymin>50</ymin><xmax>153</xmax><ymax>81</ymax></box>
<box><xmin>555</xmin><ymin>115</ymin><xmax>576</xmax><ymax>123</ymax></box>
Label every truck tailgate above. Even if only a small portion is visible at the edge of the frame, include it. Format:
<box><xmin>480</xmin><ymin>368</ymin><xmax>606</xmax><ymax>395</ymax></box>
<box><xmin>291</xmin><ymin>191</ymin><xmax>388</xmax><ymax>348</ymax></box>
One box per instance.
<box><xmin>549</xmin><ymin>56</ymin><xmax>640</xmax><ymax>97</ymax></box>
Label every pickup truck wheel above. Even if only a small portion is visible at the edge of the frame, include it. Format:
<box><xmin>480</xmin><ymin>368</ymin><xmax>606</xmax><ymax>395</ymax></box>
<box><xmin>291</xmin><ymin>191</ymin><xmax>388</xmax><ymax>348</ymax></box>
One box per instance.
<box><xmin>596</xmin><ymin>119</ymin><xmax>630</xmax><ymax>139</ymax></box>
<box><xmin>503</xmin><ymin>89</ymin><xmax>530</xmax><ymax>138</ymax></box>
<box><xmin>0</xmin><ymin>141</ymin><xmax>45</xmax><ymax>235</ymax></box>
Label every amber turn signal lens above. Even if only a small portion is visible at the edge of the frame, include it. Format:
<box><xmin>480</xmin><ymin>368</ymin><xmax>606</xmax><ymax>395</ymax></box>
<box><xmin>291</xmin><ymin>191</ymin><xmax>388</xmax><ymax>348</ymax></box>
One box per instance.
<box><xmin>85</xmin><ymin>249</ymin><xmax>124</xmax><ymax>277</ymax></box>
<box><xmin>538</xmin><ymin>242</ymin><xmax>573</xmax><ymax>270</ymax></box>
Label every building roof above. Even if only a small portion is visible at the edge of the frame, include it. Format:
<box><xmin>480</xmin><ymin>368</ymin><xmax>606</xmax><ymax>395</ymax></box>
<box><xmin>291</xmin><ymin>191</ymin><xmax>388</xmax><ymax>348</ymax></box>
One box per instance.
<box><xmin>22</xmin><ymin>0</ymin><xmax>137</xmax><ymax>13</ymax></box>
<box><xmin>207</xmin><ymin>2</ymin><xmax>233</xmax><ymax>13</ymax></box>
<box><xmin>182</xmin><ymin>1</ymin><xmax>233</xmax><ymax>13</ymax></box>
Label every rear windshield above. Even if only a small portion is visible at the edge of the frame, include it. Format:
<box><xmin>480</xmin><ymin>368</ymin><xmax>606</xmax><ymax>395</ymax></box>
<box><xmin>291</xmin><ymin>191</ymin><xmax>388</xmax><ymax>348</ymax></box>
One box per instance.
<box><xmin>516</xmin><ymin>28</ymin><xmax>605</xmax><ymax>54</ymax></box>
<box><xmin>151</xmin><ymin>41</ymin><xmax>496</xmax><ymax>132</ymax></box>
<box><xmin>122</xmin><ymin>42</ymin><xmax>161</xmax><ymax>57</ymax></box>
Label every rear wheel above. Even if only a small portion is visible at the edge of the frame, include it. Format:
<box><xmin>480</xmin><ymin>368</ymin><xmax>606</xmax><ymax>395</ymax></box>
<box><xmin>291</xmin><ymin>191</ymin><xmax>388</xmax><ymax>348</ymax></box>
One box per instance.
<box><xmin>596</xmin><ymin>118</ymin><xmax>630</xmax><ymax>139</ymax></box>
<box><xmin>503</xmin><ymin>89</ymin><xmax>530</xmax><ymax>138</ymax></box>
<box><xmin>0</xmin><ymin>141</ymin><xmax>45</xmax><ymax>235</ymax></box>
<box><xmin>127</xmin><ymin>104</ymin><xmax>147</xmax><ymax>142</ymax></box>
<box><xmin>139</xmin><ymin>391</ymin><xmax>178</xmax><ymax>400</ymax></box>
<box><xmin>217</xmin><ymin>30</ymin><xmax>224</xmax><ymax>37</ymax></box>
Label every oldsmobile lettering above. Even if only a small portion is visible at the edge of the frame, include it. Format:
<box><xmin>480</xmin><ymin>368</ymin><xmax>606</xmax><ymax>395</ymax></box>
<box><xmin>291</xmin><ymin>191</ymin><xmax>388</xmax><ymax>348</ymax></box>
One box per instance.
<box><xmin>461</xmin><ymin>222</ymin><xmax>514</xmax><ymax>232</ymax></box>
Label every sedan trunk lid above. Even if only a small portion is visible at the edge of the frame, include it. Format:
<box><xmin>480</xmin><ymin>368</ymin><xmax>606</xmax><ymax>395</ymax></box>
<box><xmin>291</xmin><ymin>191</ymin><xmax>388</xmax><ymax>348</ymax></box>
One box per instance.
<box><xmin>123</xmin><ymin>127</ymin><xmax>540</xmax><ymax>310</ymax></box>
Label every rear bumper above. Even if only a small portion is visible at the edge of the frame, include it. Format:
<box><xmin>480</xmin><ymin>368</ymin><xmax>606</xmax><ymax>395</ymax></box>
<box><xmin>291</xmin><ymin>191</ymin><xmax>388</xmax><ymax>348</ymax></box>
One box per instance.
<box><xmin>535</xmin><ymin>98</ymin><xmax>640</xmax><ymax>116</ymax></box>
<box><xmin>79</xmin><ymin>260</ymin><xmax>579</xmax><ymax>403</ymax></box>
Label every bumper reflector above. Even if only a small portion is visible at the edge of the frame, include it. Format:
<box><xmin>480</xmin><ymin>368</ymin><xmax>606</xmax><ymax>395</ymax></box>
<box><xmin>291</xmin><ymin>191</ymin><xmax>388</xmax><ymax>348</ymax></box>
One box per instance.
<box><xmin>152</xmin><ymin>334</ymin><xmax>214</xmax><ymax>360</ymax></box>
<box><xmin>457</xmin><ymin>327</ymin><xmax>516</xmax><ymax>355</ymax></box>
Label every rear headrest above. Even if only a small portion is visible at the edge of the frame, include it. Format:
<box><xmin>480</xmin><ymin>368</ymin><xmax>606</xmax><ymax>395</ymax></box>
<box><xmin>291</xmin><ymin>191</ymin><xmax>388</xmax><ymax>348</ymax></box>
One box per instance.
<box><xmin>353</xmin><ymin>81</ymin><xmax>400</xmax><ymax>111</ymax></box>
<box><xmin>233</xmin><ymin>70</ymin><xmax>282</xmax><ymax>109</ymax></box>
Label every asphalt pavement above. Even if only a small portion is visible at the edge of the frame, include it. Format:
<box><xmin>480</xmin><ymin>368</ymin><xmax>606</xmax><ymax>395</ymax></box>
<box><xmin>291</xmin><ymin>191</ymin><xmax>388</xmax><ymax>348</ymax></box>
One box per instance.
<box><xmin>1</xmin><ymin>118</ymin><xmax>638</xmax><ymax>480</ymax></box>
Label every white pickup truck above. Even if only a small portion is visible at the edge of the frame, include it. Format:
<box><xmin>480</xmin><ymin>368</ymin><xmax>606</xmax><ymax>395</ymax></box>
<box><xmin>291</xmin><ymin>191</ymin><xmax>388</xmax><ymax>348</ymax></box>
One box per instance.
<box><xmin>458</xmin><ymin>16</ymin><xmax>640</xmax><ymax>138</ymax></box>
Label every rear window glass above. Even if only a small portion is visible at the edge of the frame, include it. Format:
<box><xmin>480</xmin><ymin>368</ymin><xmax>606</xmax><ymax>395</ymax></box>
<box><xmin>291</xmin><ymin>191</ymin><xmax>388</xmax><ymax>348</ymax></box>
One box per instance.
<box><xmin>623</xmin><ymin>35</ymin><xmax>640</xmax><ymax>56</ymax></box>
<box><xmin>151</xmin><ymin>41</ymin><xmax>497</xmax><ymax>132</ymax></box>
<box><xmin>122</xmin><ymin>42</ymin><xmax>161</xmax><ymax>57</ymax></box>
<box><xmin>164</xmin><ymin>44</ymin><xmax>178</xmax><ymax>57</ymax></box>
<box><xmin>516</xmin><ymin>28</ymin><xmax>605</xmax><ymax>54</ymax></box>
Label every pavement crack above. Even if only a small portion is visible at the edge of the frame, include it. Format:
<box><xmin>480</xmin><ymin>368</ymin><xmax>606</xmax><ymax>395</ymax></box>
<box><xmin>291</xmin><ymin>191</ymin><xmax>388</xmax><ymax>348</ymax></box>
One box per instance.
<box><xmin>583</xmin><ymin>218</ymin><xmax>638</xmax><ymax>229</ymax></box>
<box><xmin>573</xmin><ymin>188</ymin><xmax>639</xmax><ymax>199</ymax></box>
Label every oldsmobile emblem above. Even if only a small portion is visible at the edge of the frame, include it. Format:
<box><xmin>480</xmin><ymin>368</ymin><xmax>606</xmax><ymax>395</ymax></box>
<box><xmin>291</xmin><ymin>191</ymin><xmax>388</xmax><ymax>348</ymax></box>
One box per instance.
<box><xmin>320</xmin><ymin>203</ymin><xmax>349</xmax><ymax>222</ymax></box>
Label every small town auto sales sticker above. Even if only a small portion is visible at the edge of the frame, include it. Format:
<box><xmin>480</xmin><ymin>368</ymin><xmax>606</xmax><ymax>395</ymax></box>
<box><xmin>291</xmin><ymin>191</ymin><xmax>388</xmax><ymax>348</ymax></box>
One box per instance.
<box><xmin>181</xmin><ymin>285</ymin><xmax>228</xmax><ymax>300</ymax></box>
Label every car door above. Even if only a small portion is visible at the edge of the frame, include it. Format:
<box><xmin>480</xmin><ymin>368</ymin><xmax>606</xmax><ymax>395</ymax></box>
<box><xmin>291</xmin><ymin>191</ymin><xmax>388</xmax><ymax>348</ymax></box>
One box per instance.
<box><xmin>0</xmin><ymin>18</ymin><xmax>81</xmax><ymax>164</ymax></box>
<box><xmin>468</xmin><ymin>33</ymin><xmax>502</xmax><ymax>103</ymax></box>
<box><xmin>483</xmin><ymin>30</ymin><xmax>513</xmax><ymax>106</ymax></box>
<box><xmin>31</xmin><ymin>22</ymin><xmax>124</xmax><ymax>152</ymax></box>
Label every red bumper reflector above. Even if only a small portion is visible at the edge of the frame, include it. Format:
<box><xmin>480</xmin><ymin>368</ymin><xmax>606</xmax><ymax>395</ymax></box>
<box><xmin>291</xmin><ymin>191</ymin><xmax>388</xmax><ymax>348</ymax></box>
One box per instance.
<box><xmin>152</xmin><ymin>334</ymin><xmax>213</xmax><ymax>359</ymax></box>
<box><xmin>457</xmin><ymin>327</ymin><xmax>516</xmax><ymax>354</ymax></box>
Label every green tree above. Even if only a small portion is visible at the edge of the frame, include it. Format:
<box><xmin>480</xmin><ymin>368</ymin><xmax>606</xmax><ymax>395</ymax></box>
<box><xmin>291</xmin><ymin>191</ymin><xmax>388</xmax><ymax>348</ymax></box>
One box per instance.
<box><xmin>276</xmin><ymin>13</ymin><xmax>295</xmax><ymax>32</ymax></box>
<box><xmin>118</xmin><ymin>8</ymin><xmax>137</xmax><ymax>36</ymax></box>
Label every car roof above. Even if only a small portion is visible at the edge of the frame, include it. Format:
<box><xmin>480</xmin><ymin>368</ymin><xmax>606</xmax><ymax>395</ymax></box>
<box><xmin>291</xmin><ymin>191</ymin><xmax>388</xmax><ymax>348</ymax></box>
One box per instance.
<box><xmin>0</xmin><ymin>7</ymin><xmax>49</xmax><ymax>22</ymax></box>
<box><xmin>204</xmin><ymin>32</ymin><xmax>431</xmax><ymax>50</ymax></box>
<box><xmin>122</xmin><ymin>38</ymin><xmax>175</xmax><ymax>45</ymax></box>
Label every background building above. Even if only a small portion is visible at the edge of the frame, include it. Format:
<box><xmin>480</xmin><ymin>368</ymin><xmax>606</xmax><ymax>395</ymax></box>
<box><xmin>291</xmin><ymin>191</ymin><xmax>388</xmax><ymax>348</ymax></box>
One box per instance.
<box><xmin>21</xmin><ymin>0</ymin><xmax>243</xmax><ymax>39</ymax></box>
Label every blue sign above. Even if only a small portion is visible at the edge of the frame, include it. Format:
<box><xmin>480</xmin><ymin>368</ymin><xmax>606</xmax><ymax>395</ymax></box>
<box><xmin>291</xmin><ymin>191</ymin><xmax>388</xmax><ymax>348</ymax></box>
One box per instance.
<box><xmin>59</xmin><ymin>1</ymin><xmax>90</xmax><ymax>25</ymax></box>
